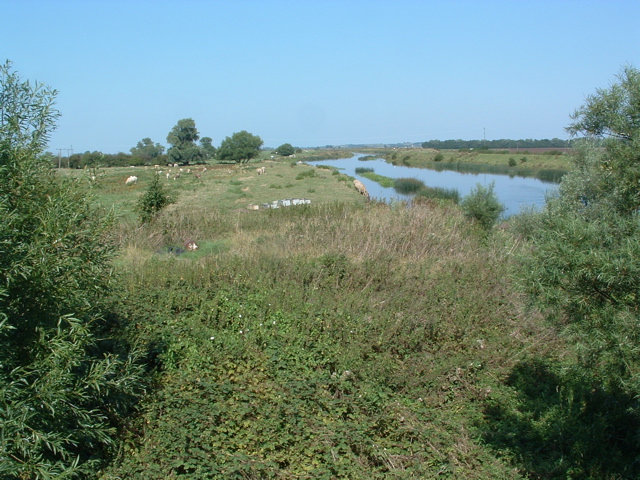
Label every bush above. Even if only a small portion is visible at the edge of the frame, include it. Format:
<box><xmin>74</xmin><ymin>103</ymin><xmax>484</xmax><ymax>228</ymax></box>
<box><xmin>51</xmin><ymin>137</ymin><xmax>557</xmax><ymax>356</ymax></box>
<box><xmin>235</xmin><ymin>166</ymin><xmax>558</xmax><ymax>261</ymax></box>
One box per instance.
<box><xmin>394</xmin><ymin>177</ymin><xmax>425</xmax><ymax>194</ymax></box>
<box><xmin>460</xmin><ymin>182</ymin><xmax>505</xmax><ymax>230</ymax></box>
<box><xmin>434</xmin><ymin>152</ymin><xmax>444</xmax><ymax>162</ymax></box>
<box><xmin>508</xmin><ymin>157</ymin><xmax>517</xmax><ymax>167</ymax></box>
<box><xmin>136</xmin><ymin>173</ymin><xmax>175</xmax><ymax>224</ymax></box>
<box><xmin>0</xmin><ymin>60</ymin><xmax>143</xmax><ymax>478</ymax></box>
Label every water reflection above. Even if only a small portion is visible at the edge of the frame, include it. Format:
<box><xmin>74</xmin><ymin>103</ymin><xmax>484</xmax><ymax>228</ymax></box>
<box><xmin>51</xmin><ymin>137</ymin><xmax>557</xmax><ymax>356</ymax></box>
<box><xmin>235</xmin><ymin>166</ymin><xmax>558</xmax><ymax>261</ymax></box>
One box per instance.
<box><xmin>308</xmin><ymin>153</ymin><xmax>557</xmax><ymax>217</ymax></box>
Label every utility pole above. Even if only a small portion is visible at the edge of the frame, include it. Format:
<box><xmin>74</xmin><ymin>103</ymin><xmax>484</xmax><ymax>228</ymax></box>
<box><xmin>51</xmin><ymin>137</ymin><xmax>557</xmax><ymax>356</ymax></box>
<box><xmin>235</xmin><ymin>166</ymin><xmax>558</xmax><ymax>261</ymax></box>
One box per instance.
<box><xmin>58</xmin><ymin>146</ymin><xmax>72</xmax><ymax>168</ymax></box>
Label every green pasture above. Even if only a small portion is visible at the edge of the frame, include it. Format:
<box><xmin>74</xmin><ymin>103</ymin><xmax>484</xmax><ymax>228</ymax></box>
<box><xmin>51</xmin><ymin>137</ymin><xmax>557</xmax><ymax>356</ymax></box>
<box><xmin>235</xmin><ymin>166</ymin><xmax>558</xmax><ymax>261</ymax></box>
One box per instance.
<box><xmin>61</xmin><ymin>158</ymin><xmax>364</xmax><ymax>221</ymax></box>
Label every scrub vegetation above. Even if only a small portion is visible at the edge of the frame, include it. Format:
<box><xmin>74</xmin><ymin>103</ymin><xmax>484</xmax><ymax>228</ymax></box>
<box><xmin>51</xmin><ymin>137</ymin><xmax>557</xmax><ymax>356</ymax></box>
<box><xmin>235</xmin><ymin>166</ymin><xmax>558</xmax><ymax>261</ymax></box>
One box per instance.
<box><xmin>3</xmin><ymin>62</ymin><xmax>640</xmax><ymax>479</ymax></box>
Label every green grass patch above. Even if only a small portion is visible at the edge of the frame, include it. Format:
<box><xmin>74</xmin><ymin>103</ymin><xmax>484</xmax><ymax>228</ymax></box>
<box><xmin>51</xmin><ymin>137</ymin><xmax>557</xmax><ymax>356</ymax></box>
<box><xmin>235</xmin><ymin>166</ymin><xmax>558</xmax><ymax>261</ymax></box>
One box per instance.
<box><xmin>359</xmin><ymin>171</ymin><xmax>395</xmax><ymax>188</ymax></box>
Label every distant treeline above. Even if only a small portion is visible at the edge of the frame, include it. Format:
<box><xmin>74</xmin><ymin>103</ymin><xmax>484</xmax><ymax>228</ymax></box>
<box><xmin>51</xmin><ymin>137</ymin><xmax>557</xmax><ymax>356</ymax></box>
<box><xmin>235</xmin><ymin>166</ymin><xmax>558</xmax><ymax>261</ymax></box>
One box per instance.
<box><xmin>46</xmin><ymin>151</ymin><xmax>168</xmax><ymax>169</ymax></box>
<box><xmin>421</xmin><ymin>138</ymin><xmax>570</xmax><ymax>150</ymax></box>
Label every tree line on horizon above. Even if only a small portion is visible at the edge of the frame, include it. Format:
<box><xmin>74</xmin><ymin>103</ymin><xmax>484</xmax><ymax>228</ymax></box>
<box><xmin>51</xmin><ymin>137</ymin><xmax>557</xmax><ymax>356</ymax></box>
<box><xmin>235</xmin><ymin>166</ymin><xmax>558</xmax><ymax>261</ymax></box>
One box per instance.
<box><xmin>421</xmin><ymin>137</ymin><xmax>571</xmax><ymax>150</ymax></box>
<box><xmin>46</xmin><ymin>119</ymin><xmax>300</xmax><ymax>169</ymax></box>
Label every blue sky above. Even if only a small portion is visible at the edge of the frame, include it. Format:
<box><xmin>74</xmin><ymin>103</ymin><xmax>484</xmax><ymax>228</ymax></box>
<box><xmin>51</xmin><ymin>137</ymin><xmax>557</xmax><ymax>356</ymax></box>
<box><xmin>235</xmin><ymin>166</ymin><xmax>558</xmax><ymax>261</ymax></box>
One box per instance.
<box><xmin>2</xmin><ymin>0</ymin><xmax>639</xmax><ymax>153</ymax></box>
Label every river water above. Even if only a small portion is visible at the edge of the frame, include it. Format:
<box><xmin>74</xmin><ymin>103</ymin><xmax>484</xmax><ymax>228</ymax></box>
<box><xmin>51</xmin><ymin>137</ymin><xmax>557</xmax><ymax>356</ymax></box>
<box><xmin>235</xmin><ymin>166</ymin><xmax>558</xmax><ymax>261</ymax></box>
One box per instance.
<box><xmin>308</xmin><ymin>153</ymin><xmax>558</xmax><ymax>217</ymax></box>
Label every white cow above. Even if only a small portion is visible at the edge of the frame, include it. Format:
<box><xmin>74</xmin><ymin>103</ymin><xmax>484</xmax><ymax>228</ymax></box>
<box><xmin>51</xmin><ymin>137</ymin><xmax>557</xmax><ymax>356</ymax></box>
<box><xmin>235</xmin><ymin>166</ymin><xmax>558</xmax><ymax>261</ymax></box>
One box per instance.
<box><xmin>125</xmin><ymin>175</ymin><xmax>138</xmax><ymax>185</ymax></box>
<box><xmin>353</xmin><ymin>179</ymin><xmax>369</xmax><ymax>199</ymax></box>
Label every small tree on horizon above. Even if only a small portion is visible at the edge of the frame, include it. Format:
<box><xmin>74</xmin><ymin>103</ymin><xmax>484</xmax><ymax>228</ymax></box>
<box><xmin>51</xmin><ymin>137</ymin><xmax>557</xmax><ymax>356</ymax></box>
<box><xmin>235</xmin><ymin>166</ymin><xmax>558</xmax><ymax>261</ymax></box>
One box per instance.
<box><xmin>275</xmin><ymin>142</ymin><xmax>295</xmax><ymax>156</ymax></box>
<box><xmin>216</xmin><ymin>130</ymin><xmax>263</xmax><ymax>163</ymax></box>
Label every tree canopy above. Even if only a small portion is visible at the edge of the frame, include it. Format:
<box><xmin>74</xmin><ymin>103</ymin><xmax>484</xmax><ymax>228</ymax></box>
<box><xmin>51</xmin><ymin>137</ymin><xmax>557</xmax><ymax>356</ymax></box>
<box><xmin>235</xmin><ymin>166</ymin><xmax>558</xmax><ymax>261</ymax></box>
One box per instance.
<box><xmin>130</xmin><ymin>137</ymin><xmax>165</xmax><ymax>163</ymax></box>
<box><xmin>200</xmin><ymin>136</ymin><xmax>217</xmax><ymax>161</ymax></box>
<box><xmin>0</xmin><ymin>61</ymin><xmax>142</xmax><ymax>478</ymax></box>
<box><xmin>275</xmin><ymin>142</ymin><xmax>295</xmax><ymax>156</ymax></box>
<box><xmin>518</xmin><ymin>65</ymin><xmax>640</xmax><ymax>396</ymax></box>
<box><xmin>166</xmin><ymin>118</ymin><xmax>204</xmax><ymax>165</ymax></box>
<box><xmin>216</xmin><ymin>130</ymin><xmax>263</xmax><ymax>163</ymax></box>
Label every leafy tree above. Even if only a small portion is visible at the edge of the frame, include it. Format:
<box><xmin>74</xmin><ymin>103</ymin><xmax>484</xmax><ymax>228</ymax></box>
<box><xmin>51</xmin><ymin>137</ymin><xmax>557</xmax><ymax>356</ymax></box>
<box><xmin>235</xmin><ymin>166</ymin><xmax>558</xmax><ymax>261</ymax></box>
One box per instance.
<box><xmin>166</xmin><ymin>118</ymin><xmax>203</xmax><ymax>165</ymax></box>
<box><xmin>199</xmin><ymin>136</ymin><xmax>217</xmax><ymax>161</ymax></box>
<box><xmin>130</xmin><ymin>137</ymin><xmax>165</xmax><ymax>163</ymax></box>
<box><xmin>0</xmin><ymin>61</ymin><xmax>143</xmax><ymax>478</ymax></box>
<box><xmin>276</xmin><ymin>142</ymin><xmax>295</xmax><ymax>156</ymax></box>
<box><xmin>216</xmin><ymin>130</ymin><xmax>263</xmax><ymax>163</ymax></box>
<box><xmin>518</xmin><ymin>65</ymin><xmax>640</xmax><ymax>395</ymax></box>
<box><xmin>136</xmin><ymin>173</ymin><xmax>175</xmax><ymax>224</ymax></box>
<box><xmin>460</xmin><ymin>182</ymin><xmax>505</xmax><ymax>231</ymax></box>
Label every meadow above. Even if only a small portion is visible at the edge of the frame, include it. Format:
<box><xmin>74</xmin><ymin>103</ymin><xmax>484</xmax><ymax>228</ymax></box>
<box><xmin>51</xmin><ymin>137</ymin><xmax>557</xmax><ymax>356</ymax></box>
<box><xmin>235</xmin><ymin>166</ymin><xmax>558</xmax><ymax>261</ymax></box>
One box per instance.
<box><xmin>56</xmin><ymin>154</ymin><xmax>633</xmax><ymax>479</ymax></box>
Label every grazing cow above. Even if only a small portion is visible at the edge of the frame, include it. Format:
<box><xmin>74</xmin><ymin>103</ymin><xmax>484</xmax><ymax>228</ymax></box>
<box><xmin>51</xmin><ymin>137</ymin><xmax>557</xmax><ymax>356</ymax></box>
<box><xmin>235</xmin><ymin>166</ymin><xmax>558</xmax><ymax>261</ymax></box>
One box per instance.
<box><xmin>256</xmin><ymin>166</ymin><xmax>266</xmax><ymax>175</ymax></box>
<box><xmin>125</xmin><ymin>175</ymin><xmax>138</xmax><ymax>185</ymax></box>
<box><xmin>353</xmin><ymin>179</ymin><xmax>369</xmax><ymax>199</ymax></box>
<box><xmin>184</xmin><ymin>239</ymin><xmax>198</xmax><ymax>251</ymax></box>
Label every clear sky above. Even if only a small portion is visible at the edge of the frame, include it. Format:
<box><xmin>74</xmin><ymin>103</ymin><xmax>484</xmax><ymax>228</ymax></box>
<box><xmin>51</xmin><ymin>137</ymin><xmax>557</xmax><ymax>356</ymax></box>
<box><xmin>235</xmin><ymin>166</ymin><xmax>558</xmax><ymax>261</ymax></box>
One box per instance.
<box><xmin>2</xmin><ymin>0</ymin><xmax>639</xmax><ymax>153</ymax></box>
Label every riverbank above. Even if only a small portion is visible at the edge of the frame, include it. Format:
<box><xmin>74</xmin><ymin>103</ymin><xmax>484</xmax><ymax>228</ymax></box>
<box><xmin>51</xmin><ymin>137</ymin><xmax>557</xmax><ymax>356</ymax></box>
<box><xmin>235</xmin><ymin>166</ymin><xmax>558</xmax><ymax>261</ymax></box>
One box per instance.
<box><xmin>334</xmin><ymin>147</ymin><xmax>572</xmax><ymax>182</ymax></box>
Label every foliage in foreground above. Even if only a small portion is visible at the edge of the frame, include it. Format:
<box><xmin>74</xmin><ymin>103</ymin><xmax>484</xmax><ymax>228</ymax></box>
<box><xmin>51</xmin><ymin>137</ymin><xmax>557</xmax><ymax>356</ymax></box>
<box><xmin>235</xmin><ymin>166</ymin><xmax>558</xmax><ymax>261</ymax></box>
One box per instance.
<box><xmin>500</xmin><ymin>65</ymin><xmax>640</xmax><ymax>478</ymax></box>
<box><xmin>101</xmin><ymin>202</ymin><xmax>535</xmax><ymax>479</ymax></box>
<box><xmin>0</xmin><ymin>61</ymin><xmax>143</xmax><ymax>479</ymax></box>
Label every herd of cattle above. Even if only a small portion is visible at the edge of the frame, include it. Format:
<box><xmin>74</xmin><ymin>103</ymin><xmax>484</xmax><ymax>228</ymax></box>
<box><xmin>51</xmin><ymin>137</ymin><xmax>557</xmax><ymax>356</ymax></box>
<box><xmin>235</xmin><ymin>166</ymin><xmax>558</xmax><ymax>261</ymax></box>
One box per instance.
<box><xmin>124</xmin><ymin>164</ymin><xmax>370</xmax><ymax>200</ymax></box>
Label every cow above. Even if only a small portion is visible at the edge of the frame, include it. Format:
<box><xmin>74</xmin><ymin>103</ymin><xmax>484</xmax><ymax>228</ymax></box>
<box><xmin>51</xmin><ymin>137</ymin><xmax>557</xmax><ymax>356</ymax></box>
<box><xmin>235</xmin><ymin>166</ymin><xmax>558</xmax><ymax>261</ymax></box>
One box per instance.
<box><xmin>125</xmin><ymin>175</ymin><xmax>138</xmax><ymax>185</ymax></box>
<box><xmin>184</xmin><ymin>239</ymin><xmax>198</xmax><ymax>251</ymax></box>
<box><xmin>353</xmin><ymin>179</ymin><xmax>369</xmax><ymax>200</ymax></box>
<box><xmin>256</xmin><ymin>166</ymin><xmax>266</xmax><ymax>175</ymax></box>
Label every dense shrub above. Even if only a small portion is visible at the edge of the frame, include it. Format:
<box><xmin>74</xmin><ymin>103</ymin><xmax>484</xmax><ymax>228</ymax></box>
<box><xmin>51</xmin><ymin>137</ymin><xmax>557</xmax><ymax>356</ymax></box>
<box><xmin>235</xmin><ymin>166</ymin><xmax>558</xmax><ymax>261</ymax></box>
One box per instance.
<box><xmin>136</xmin><ymin>173</ymin><xmax>175</xmax><ymax>224</ymax></box>
<box><xmin>0</xmin><ymin>61</ymin><xmax>143</xmax><ymax>478</ymax></box>
<box><xmin>460</xmin><ymin>182</ymin><xmax>505</xmax><ymax>230</ymax></box>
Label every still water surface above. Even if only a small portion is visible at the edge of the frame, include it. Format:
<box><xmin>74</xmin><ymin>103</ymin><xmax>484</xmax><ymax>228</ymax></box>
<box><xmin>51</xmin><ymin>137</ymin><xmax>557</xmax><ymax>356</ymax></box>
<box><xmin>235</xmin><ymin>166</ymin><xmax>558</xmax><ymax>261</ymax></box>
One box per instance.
<box><xmin>308</xmin><ymin>153</ymin><xmax>558</xmax><ymax>217</ymax></box>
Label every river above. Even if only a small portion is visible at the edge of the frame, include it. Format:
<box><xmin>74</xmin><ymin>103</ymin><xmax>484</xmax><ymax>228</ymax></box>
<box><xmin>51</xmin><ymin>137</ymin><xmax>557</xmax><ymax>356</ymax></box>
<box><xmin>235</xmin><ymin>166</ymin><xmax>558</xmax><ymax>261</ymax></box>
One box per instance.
<box><xmin>307</xmin><ymin>153</ymin><xmax>558</xmax><ymax>217</ymax></box>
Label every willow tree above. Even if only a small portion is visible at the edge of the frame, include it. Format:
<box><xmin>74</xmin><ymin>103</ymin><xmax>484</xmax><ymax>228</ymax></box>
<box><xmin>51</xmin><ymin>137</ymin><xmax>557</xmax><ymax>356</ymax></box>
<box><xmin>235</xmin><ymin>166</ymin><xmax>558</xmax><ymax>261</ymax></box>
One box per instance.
<box><xmin>520</xmin><ymin>66</ymin><xmax>640</xmax><ymax>394</ymax></box>
<box><xmin>0</xmin><ymin>61</ymin><xmax>143</xmax><ymax>478</ymax></box>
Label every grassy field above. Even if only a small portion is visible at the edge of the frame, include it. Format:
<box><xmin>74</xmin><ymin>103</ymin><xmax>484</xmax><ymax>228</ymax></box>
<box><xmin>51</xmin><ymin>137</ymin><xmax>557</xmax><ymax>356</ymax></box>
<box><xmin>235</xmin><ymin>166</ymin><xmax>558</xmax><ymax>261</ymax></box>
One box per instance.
<box><xmin>53</xmin><ymin>153</ymin><xmax>631</xmax><ymax>479</ymax></box>
<box><xmin>61</xmin><ymin>155</ymin><xmax>362</xmax><ymax>219</ymax></box>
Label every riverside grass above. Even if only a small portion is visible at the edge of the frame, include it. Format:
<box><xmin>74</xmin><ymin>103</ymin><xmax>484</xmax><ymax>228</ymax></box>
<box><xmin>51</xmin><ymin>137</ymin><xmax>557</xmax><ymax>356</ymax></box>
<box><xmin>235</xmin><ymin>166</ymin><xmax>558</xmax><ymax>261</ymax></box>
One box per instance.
<box><xmin>378</xmin><ymin>148</ymin><xmax>571</xmax><ymax>182</ymax></box>
<box><xmin>77</xmin><ymin>158</ymin><xmax>637</xmax><ymax>479</ymax></box>
<box><xmin>83</xmin><ymin>157</ymin><xmax>558</xmax><ymax>478</ymax></box>
<box><xmin>104</xmin><ymin>200</ymin><xmax>553</xmax><ymax>479</ymax></box>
